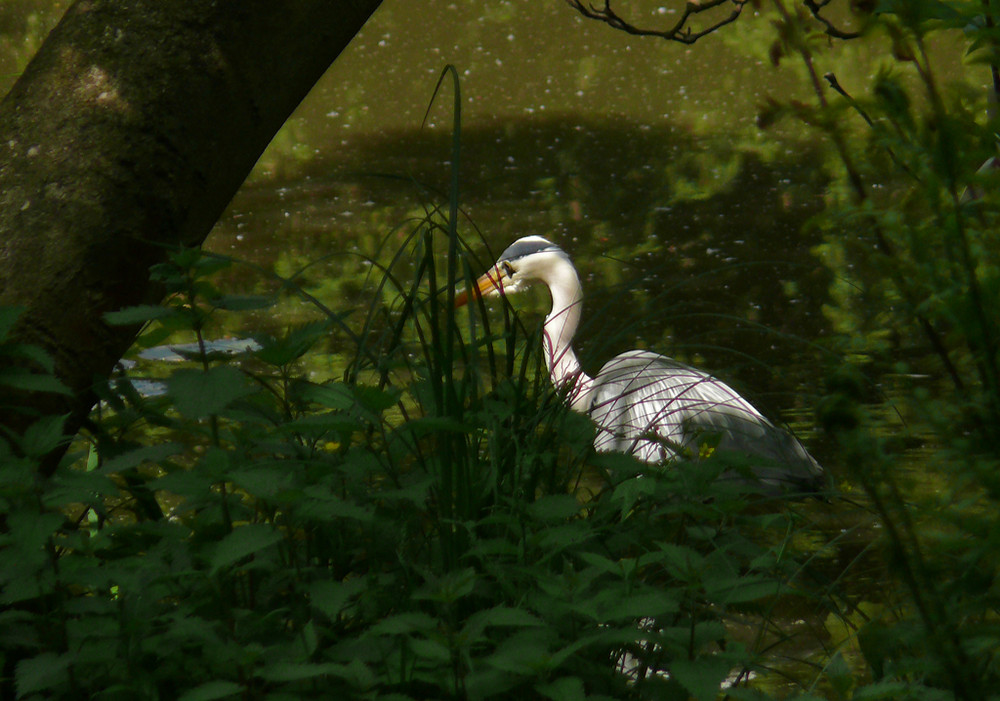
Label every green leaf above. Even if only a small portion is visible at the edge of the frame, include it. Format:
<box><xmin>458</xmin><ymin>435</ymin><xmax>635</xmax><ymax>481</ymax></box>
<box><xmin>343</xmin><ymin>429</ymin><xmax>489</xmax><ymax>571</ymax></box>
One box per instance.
<box><xmin>725</xmin><ymin>688</ymin><xmax>777</xmax><ymax>701</ymax></box>
<box><xmin>658</xmin><ymin>543</ymin><xmax>706</xmax><ymax>578</ymax></box>
<box><xmin>211</xmin><ymin>294</ymin><xmax>274</xmax><ymax>311</ymax></box>
<box><xmin>0</xmin><ymin>368</ymin><xmax>70</xmax><ymax>395</ymax></box>
<box><xmin>536</xmin><ymin>676</ymin><xmax>585</xmax><ymax>701</ymax></box>
<box><xmin>7</xmin><ymin>511</ymin><xmax>65</xmax><ymax>549</ymax></box>
<box><xmin>5</xmin><ymin>341</ymin><xmax>57</xmax><ymax>373</ymax></box>
<box><xmin>278</xmin><ymin>412</ymin><xmax>360</xmax><ymax>437</ymax></box>
<box><xmin>297</xmin><ymin>382</ymin><xmax>355</xmax><ymax>409</ymax></box>
<box><xmin>310</xmin><ymin>578</ymin><xmax>366</xmax><ymax>620</ymax></box>
<box><xmin>167</xmin><ymin>366</ymin><xmax>254</xmax><ymax>418</ymax></box>
<box><xmin>874</xmin><ymin>0</ymin><xmax>960</xmax><ymax>23</ymax></box>
<box><xmin>704</xmin><ymin>575</ymin><xmax>781</xmax><ymax>604</ymax></box>
<box><xmin>485</xmin><ymin>632</ymin><xmax>553</xmax><ymax>675</ymax></box>
<box><xmin>466</xmin><ymin>606</ymin><xmax>543</xmax><ymax>630</ymax></box>
<box><xmin>852</xmin><ymin>680</ymin><xmax>913</xmax><ymax>700</ymax></box>
<box><xmin>16</xmin><ymin>652</ymin><xmax>71</xmax><ymax>697</ymax></box>
<box><xmin>577</xmin><ymin>551</ymin><xmax>624</xmax><ymax>575</ymax></box>
<box><xmin>0</xmin><ymin>305</ymin><xmax>24</xmax><ymax>340</ymax></box>
<box><xmin>462</xmin><ymin>606</ymin><xmax>544</xmax><ymax>644</ymax></box>
<box><xmin>600</xmin><ymin>591</ymin><xmax>680</xmax><ymax>620</ymax></box>
<box><xmin>177</xmin><ymin>681</ymin><xmax>243</xmax><ymax>701</ymax></box>
<box><xmin>254</xmin><ymin>322</ymin><xmax>330</xmax><ymax>365</ymax></box>
<box><xmin>100</xmin><ymin>443</ymin><xmax>183</xmax><ymax>474</ymax></box>
<box><xmin>256</xmin><ymin>662</ymin><xmax>344</xmax><ymax>683</ymax></box>
<box><xmin>409</xmin><ymin>637</ymin><xmax>451</xmax><ymax>662</ymax></box>
<box><xmin>824</xmin><ymin>651</ymin><xmax>854</xmax><ymax>699</ymax></box>
<box><xmin>399</xmin><ymin>416</ymin><xmax>468</xmax><ymax>437</ymax></box>
<box><xmin>414</xmin><ymin>567</ymin><xmax>476</xmax><ymax>603</ymax></box>
<box><xmin>104</xmin><ymin>304</ymin><xmax>175</xmax><ymax>325</ymax></box>
<box><xmin>669</xmin><ymin>656</ymin><xmax>733</xmax><ymax>701</ymax></box>
<box><xmin>18</xmin><ymin>414</ymin><xmax>69</xmax><ymax>457</ymax></box>
<box><xmin>210</xmin><ymin>524</ymin><xmax>283</xmax><ymax>573</ymax></box>
<box><xmin>367</xmin><ymin>611</ymin><xmax>439</xmax><ymax>636</ymax></box>
<box><xmin>299</xmin><ymin>487</ymin><xmax>374</xmax><ymax>522</ymax></box>
<box><xmin>527</xmin><ymin>494</ymin><xmax>581</xmax><ymax>522</ymax></box>
<box><xmin>352</xmin><ymin>384</ymin><xmax>401</xmax><ymax>413</ymax></box>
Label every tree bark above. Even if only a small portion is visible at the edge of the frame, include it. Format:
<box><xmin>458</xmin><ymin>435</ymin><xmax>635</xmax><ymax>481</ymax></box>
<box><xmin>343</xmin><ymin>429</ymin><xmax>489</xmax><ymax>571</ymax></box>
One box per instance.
<box><xmin>0</xmin><ymin>0</ymin><xmax>382</xmax><ymax>453</ymax></box>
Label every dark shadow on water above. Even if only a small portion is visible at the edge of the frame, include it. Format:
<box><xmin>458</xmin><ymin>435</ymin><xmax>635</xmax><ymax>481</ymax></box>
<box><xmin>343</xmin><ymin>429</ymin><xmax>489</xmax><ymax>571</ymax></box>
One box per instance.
<box><xmin>215</xmin><ymin>114</ymin><xmax>833</xmax><ymax>426</ymax></box>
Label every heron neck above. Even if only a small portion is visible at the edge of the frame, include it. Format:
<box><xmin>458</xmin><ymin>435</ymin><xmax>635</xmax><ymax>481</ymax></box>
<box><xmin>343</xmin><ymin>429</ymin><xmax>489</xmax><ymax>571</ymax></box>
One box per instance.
<box><xmin>543</xmin><ymin>264</ymin><xmax>592</xmax><ymax>411</ymax></box>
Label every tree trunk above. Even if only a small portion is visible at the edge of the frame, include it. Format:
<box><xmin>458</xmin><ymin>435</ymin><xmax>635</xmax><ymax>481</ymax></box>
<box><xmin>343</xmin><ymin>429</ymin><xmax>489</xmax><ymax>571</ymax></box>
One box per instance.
<box><xmin>0</xmin><ymin>0</ymin><xmax>383</xmax><ymax>457</ymax></box>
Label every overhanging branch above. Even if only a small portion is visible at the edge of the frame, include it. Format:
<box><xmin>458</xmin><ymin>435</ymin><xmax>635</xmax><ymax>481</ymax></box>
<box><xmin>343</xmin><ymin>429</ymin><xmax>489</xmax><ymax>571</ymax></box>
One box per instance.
<box><xmin>803</xmin><ymin>0</ymin><xmax>861</xmax><ymax>39</ymax></box>
<box><xmin>564</xmin><ymin>0</ymin><xmax>749</xmax><ymax>45</ymax></box>
<box><xmin>565</xmin><ymin>0</ymin><xmax>865</xmax><ymax>43</ymax></box>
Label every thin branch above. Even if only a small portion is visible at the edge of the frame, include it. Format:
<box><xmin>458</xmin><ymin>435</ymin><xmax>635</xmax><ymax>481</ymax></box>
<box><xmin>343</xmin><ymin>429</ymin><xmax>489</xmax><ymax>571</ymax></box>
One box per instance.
<box><xmin>564</xmin><ymin>0</ymin><xmax>749</xmax><ymax>45</ymax></box>
<box><xmin>982</xmin><ymin>0</ymin><xmax>1000</xmax><ymax>121</ymax></box>
<box><xmin>803</xmin><ymin>0</ymin><xmax>862</xmax><ymax>39</ymax></box>
<box><xmin>823</xmin><ymin>72</ymin><xmax>918</xmax><ymax>181</ymax></box>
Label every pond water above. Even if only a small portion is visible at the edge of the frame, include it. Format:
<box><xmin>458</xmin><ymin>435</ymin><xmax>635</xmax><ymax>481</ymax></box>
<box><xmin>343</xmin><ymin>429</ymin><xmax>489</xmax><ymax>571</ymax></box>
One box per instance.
<box><xmin>201</xmin><ymin>2</ymin><xmax>850</xmax><ymax>409</ymax></box>
<box><xmin>192</xmin><ymin>9</ymin><xmax>980</xmax><ymax>681</ymax></box>
<box><xmin>0</xmin><ymin>2</ymin><xmax>969</xmax><ymax>440</ymax></box>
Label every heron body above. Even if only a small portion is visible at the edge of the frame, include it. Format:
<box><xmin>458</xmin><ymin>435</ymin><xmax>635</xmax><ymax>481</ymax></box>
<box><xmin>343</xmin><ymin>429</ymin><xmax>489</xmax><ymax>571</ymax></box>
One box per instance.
<box><xmin>458</xmin><ymin>236</ymin><xmax>824</xmax><ymax>493</ymax></box>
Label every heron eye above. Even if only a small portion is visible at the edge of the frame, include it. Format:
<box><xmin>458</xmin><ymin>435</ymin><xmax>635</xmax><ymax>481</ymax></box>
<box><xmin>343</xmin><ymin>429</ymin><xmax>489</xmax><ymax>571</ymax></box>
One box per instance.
<box><xmin>502</xmin><ymin>261</ymin><xmax>515</xmax><ymax>277</ymax></box>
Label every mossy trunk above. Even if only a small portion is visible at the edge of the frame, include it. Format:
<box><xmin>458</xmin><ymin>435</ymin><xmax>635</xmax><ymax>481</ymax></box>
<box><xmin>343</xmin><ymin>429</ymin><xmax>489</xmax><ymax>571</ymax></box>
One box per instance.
<box><xmin>0</xmin><ymin>0</ymin><xmax>381</xmax><ymax>462</ymax></box>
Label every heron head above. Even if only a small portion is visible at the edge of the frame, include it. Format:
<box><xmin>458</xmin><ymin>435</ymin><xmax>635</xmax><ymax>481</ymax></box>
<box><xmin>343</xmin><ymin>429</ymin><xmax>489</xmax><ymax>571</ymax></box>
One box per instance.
<box><xmin>456</xmin><ymin>236</ymin><xmax>567</xmax><ymax>307</ymax></box>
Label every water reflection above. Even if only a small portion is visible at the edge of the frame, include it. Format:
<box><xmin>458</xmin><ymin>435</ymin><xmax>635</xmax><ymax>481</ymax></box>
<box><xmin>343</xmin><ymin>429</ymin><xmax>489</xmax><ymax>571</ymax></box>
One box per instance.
<box><xmin>211</xmin><ymin>115</ymin><xmax>831</xmax><ymax>432</ymax></box>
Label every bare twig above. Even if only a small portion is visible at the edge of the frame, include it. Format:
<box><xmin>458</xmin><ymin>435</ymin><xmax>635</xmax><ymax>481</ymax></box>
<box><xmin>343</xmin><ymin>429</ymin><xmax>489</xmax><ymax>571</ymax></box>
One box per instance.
<box><xmin>982</xmin><ymin>0</ymin><xmax>1000</xmax><ymax>121</ymax></box>
<box><xmin>803</xmin><ymin>0</ymin><xmax>862</xmax><ymax>39</ymax></box>
<box><xmin>563</xmin><ymin>0</ymin><xmax>749</xmax><ymax>45</ymax></box>
<box><xmin>824</xmin><ymin>72</ymin><xmax>918</xmax><ymax>180</ymax></box>
<box><xmin>565</xmin><ymin>0</ymin><xmax>863</xmax><ymax>43</ymax></box>
<box><xmin>773</xmin><ymin>0</ymin><xmax>967</xmax><ymax>394</ymax></box>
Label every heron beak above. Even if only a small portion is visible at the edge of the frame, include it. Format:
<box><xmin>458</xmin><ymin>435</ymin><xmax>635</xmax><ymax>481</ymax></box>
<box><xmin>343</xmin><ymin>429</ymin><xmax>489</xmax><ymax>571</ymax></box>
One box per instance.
<box><xmin>455</xmin><ymin>267</ymin><xmax>504</xmax><ymax>308</ymax></box>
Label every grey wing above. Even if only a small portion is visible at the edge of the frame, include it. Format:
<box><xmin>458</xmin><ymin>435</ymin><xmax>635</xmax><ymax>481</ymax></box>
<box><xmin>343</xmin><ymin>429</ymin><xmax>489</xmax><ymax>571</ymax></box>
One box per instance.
<box><xmin>588</xmin><ymin>350</ymin><xmax>823</xmax><ymax>491</ymax></box>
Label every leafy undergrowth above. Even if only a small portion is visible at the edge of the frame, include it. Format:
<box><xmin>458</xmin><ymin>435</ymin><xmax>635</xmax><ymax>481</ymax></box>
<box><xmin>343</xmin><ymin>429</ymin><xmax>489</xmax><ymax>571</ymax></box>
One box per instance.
<box><xmin>0</xmin><ymin>231</ymin><xmax>844</xmax><ymax>700</ymax></box>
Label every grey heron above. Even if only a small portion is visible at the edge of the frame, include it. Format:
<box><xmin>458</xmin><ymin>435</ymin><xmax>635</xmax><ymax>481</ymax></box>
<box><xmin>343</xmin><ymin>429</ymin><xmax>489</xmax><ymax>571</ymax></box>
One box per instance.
<box><xmin>456</xmin><ymin>236</ymin><xmax>825</xmax><ymax>493</ymax></box>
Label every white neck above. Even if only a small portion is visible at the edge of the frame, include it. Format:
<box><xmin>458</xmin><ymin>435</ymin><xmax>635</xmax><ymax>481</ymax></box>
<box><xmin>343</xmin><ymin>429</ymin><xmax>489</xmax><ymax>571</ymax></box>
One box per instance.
<box><xmin>541</xmin><ymin>259</ymin><xmax>594</xmax><ymax>411</ymax></box>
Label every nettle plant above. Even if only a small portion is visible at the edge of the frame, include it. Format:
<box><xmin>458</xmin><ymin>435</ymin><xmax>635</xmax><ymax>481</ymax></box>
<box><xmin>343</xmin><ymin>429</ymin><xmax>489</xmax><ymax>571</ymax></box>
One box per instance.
<box><xmin>0</xmin><ymin>207</ymin><xmax>830</xmax><ymax>700</ymax></box>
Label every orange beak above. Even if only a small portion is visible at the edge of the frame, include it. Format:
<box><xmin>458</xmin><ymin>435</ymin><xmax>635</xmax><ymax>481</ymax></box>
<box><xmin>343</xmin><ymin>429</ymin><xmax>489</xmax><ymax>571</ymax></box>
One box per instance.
<box><xmin>455</xmin><ymin>266</ymin><xmax>505</xmax><ymax>308</ymax></box>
